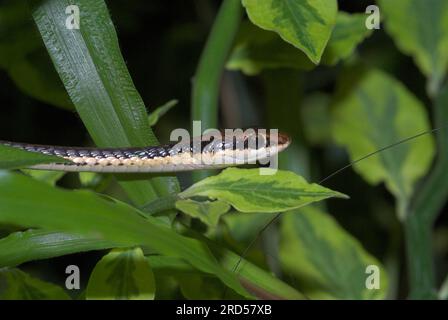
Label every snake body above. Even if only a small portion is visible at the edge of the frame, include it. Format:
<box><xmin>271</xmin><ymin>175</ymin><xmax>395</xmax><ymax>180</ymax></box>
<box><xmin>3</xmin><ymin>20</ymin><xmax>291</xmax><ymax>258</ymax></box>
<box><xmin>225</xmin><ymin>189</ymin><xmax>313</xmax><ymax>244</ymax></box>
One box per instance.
<box><xmin>0</xmin><ymin>130</ymin><xmax>291</xmax><ymax>173</ymax></box>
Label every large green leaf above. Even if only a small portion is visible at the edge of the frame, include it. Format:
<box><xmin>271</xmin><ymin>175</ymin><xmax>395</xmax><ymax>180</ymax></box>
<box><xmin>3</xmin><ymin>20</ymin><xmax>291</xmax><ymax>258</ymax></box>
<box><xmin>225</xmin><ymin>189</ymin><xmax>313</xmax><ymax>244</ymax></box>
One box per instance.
<box><xmin>86</xmin><ymin>247</ymin><xmax>156</xmax><ymax>300</ymax></box>
<box><xmin>226</xmin><ymin>22</ymin><xmax>314</xmax><ymax>75</ymax></box>
<box><xmin>0</xmin><ymin>144</ymin><xmax>69</xmax><ymax>170</ymax></box>
<box><xmin>179</xmin><ymin>168</ymin><xmax>347</xmax><ymax>213</ymax></box>
<box><xmin>0</xmin><ymin>171</ymin><xmax>250</xmax><ymax>298</ymax></box>
<box><xmin>280</xmin><ymin>207</ymin><xmax>388</xmax><ymax>299</ymax></box>
<box><xmin>0</xmin><ymin>228</ymin><xmax>303</xmax><ymax>300</ymax></box>
<box><xmin>32</xmin><ymin>0</ymin><xmax>179</xmax><ymax>206</ymax></box>
<box><xmin>331</xmin><ymin>69</ymin><xmax>434</xmax><ymax>218</ymax></box>
<box><xmin>0</xmin><ymin>268</ymin><xmax>70</xmax><ymax>300</ymax></box>
<box><xmin>241</xmin><ymin>0</ymin><xmax>337</xmax><ymax>64</ymax></box>
<box><xmin>227</xmin><ymin>12</ymin><xmax>371</xmax><ymax>75</ymax></box>
<box><xmin>321</xmin><ymin>12</ymin><xmax>373</xmax><ymax>65</ymax></box>
<box><xmin>379</xmin><ymin>0</ymin><xmax>448</xmax><ymax>95</ymax></box>
<box><xmin>0</xmin><ymin>229</ymin><xmax>120</xmax><ymax>267</ymax></box>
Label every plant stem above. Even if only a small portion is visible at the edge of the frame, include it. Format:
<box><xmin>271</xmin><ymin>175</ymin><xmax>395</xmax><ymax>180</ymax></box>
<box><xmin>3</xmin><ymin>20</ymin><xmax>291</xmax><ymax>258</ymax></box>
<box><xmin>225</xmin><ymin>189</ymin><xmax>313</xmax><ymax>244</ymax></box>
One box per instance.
<box><xmin>191</xmin><ymin>0</ymin><xmax>242</xmax><ymax>181</ymax></box>
<box><xmin>405</xmin><ymin>85</ymin><xmax>448</xmax><ymax>299</ymax></box>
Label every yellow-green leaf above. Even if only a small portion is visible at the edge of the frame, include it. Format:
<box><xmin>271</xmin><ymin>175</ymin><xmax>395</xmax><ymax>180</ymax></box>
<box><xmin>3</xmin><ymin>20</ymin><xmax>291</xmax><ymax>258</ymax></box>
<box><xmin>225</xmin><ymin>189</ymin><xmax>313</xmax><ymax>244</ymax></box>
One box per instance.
<box><xmin>179</xmin><ymin>168</ymin><xmax>347</xmax><ymax>213</ymax></box>
<box><xmin>322</xmin><ymin>12</ymin><xmax>373</xmax><ymax>65</ymax></box>
<box><xmin>0</xmin><ymin>171</ymin><xmax>250</xmax><ymax>298</ymax></box>
<box><xmin>86</xmin><ymin>247</ymin><xmax>155</xmax><ymax>300</ymax></box>
<box><xmin>227</xmin><ymin>12</ymin><xmax>370</xmax><ymax>75</ymax></box>
<box><xmin>332</xmin><ymin>69</ymin><xmax>435</xmax><ymax>218</ymax></box>
<box><xmin>226</xmin><ymin>22</ymin><xmax>314</xmax><ymax>75</ymax></box>
<box><xmin>280</xmin><ymin>207</ymin><xmax>388</xmax><ymax>299</ymax></box>
<box><xmin>379</xmin><ymin>0</ymin><xmax>448</xmax><ymax>95</ymax></box>
<box><xmin>241</xmin><ymin>0</ymin><xmax>337</xmax><ymax>64</ymax></box>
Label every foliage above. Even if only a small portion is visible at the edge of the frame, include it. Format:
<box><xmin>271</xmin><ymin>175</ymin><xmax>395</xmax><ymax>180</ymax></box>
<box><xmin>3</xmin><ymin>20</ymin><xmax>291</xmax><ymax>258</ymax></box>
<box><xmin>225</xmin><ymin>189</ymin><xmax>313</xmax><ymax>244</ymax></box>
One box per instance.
<box><xmin>332</xmin><ymin>69</ymin><xmax>434</xmax><ymax>219</ymax></box>
<box><xmin>0</xmin><ymin>0</ymin><xmax>446</xmax><ymax>300</ymax></box>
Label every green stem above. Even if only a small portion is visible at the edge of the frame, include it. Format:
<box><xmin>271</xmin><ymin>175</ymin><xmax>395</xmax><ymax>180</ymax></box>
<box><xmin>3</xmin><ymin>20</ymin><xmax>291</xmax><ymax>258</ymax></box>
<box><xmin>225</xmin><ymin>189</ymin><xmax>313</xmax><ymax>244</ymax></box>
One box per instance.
<box><xmin>191</xmin><ymin>0</ymin><xmax>242</xmax><ymax>181</ymax></box>
<box><xmin>405</xmin><ymin>85</ymin><xmax>448</xmax><ymax>299</ymax></box>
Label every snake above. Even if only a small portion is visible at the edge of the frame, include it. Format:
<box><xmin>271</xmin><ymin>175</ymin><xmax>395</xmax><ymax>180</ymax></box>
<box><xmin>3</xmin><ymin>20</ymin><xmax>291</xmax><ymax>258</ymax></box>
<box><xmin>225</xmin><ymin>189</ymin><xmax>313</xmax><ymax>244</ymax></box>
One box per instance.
<box><xmin>0</xmin><ymin>130</ymin><xmax>291</xmax><ymax>173</ymax></box>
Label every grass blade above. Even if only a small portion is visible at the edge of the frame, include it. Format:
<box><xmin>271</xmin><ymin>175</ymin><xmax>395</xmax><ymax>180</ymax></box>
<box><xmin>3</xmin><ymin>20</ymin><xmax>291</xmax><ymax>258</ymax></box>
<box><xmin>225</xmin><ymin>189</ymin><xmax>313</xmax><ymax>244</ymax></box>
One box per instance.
<box><xmin>31</xmin><ymin>0</ymin><xmax>179</xmax><ymax>205</ymax></box>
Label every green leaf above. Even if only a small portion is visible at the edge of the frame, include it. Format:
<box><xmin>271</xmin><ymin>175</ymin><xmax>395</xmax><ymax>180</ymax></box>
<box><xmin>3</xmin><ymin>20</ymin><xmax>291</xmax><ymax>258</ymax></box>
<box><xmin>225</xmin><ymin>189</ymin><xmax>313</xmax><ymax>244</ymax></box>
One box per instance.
<box><xmin>322</xmin><ymin>12</ymin><xmax>373</xmax><ymax>65</ymax></box>
<box><xmin>176</xmin><ymin>199</ymin><xmax>230</xmax><ymax>227</ymax></box>
<box><xmin>241</xmin><ymin>0</ymin><xmax>337</xmax><ymax>64</ymax></box>
<box><xmin>331</xmin><ymin>69</ymin><xmax>435</xmax><ymax>218</ymax></box>
<box><xmin>223</xmin><ymin>212</ymin><xmax>273</xmax><ymax>244</ymax></box>
<box><xmin>379</xmin><ymin>0</ymin><xmax>448</xmax><ymax>95</ymax></box>
<box><xmin>7</xmin><ymin>51</ymin><xmax>74</xmax><ymax>109</ymax></box>
<box><xmin>0</xmin><ymin>1</ymin><xmax>40</xmax><ymax>68</ymax></box>
<box><xmin>32</xmin><ymin>0</ymin><xmax>180</xmax><ymax>206</ymax></box>
<box><xmin>0</xmin><ymin>229</ymin><xmax>120</xmax><ymax>268</ymax></box>
<box><xmin>21</xmin><ymin>170</ymin><xmax>65</xmax><ymax>186</ymax></box>
<box><xmin>0</xmin><ymin>227</ymin><xmax>302</xmax><ymax>300</ymax></box>
<box><xmin>148</xmin><ymin>99</ymin><xmax>178</xmax><ymax>126</ymax></box>
<box><xmin>148</xmin><ymin>255</ymin><xmax>199</xmax><ymax>276</ymax></box>
<box><xmin>179</xmin><ymin>168</ymin><xmax>347</xmax><ymax>213</ymax></box>
<box><xmin>0</xmin><ymin>1</ymin><xmax>73</xmax><ymax>109</ymax></box>
<box><xmin>78</xmin><ymin>172</ymin><xmax>99</xmax><ymax>187</ymax></box>
<box><xmin>226</xmin><ymin>22</ymin><xmax>314</xmax><ymax>75</ymax></box>
<box><xmin>280</xmin><ymin>207</ymin><xmax>388</xmax><ymax>299</ymax></box>
<box><xmin>227</xmin><ymin>12</ymin><xmax>371</xmax><ymax>75</ymax></box>
<box><xmin>86</xmin><ymin>247</ymin><xmax>155</xmax><ymax>300</ymax></box>
<box><xmin>0</xmin><ymin>144</ymin><xmax>69</xmax><ymax>170</ymax></box>
<box><xmin>0</xmin><ymin>228</ymin><xmax>304</xmax><ymax>300</ymax></box>
<box><xmin>0</xmin><ymin>229</ymin><xmax>301</xmax><ymax>300</ymax></box>
<box><xmin>0</xmin><ymin>268</ymin><xmax>70</xmax><ymax>300</ymax></box>
<box><xmin>0</xmin><ymin>171</ymin><xmax>250</xmax><ymax>298</ymax></box>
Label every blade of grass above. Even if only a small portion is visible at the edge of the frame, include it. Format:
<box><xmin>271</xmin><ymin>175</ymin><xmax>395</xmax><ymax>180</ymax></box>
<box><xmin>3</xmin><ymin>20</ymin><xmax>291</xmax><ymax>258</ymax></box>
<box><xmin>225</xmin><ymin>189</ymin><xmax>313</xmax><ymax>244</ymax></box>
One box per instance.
<box><xmin>191</xmin><ymin>0</ymin><xmax>242</xmax><ymax>181</ymax></box>
<box><xmin>31</xmin><ymin>0</ymin><xmax>179</xmax><ymax>205</ymax></box>
<box><xmin>0</xmin><ymin>229</ymin><xmax>120</xmax><ymax>267</ymax></box>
